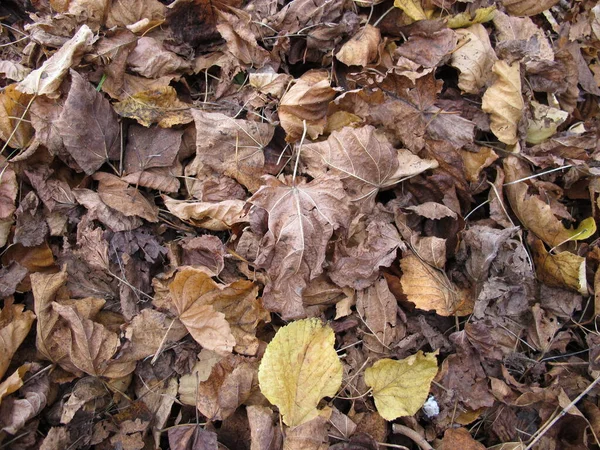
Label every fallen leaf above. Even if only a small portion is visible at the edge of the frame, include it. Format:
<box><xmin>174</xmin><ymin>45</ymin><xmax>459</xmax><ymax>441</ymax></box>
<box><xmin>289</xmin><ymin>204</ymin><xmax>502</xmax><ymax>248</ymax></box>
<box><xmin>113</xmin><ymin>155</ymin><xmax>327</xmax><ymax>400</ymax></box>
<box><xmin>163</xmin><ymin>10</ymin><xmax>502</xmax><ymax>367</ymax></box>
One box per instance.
<box><xmin>249</xmin><ymin>175</ymin><xmax>350</xmax><ymax>319</ymax></box>
<box><xmin>0</xmin><ymin>84</ymin><xmax>34</xmax><ymax>149</ymax></box>
<box><xmin>127</xmin><ymin>37</ymin><xmax>191</xmax><ymax>79</ymax></box>
<box><xmin>531</xmin><ymin>238</ymin><xmax>587</xmax><ymax>295</ymax></box>
<box><xmin>446</xmin><ymin>6</ymin><xmax>497</xmax><ymax>29</ymax></box>
<box><xmin>400</xmin><ymin>253</ymin><xmax>473</xmax><ymax>316</ymax></box>
<box><xmin>481</xmin><ymin>60</ymin><xmax>524</xmax><ymax>145</ymax></box>
<box><xmin>163</xmin><ymin>197</ymin><xmax>246</xmax><ymax>231</ymax></box>
<box><xmin>113</xmin><ymin>86</ymin><xmax>193</xmax><ymax>128</ymax></box>
<box><xmin>336</xmin><ymin>25</ymin><xmax>381</xmax><ymax>67</ymax></box>
<box><xmin>526</xmin><ymin>101</ymin><xmax>568</xmax><ymax>144</ymax></box>
<box><xmin>0</xmin><ymin>364</ymin><xmax>30</xmax><ymax>405</ymax></box>
<box><xmin>168</xmin><ymin>424</ymin><xmax>218</xmax><ymax>450</ymax></box>
<box><xmin>450</xmin><ymin>24</ymin><xmax>497</xmax><ymax>94</ymax></box>
<box><xmin>0</xmin><ymin>300</ymin><xmax>36</xmax><ymax>380</ymax></box>
<box><xmin>0</xmin><ymin>368</ymin><xmax>49</xmax><ymax>434</ymax></box>
<box><xmin>0</xmin><ymin>61</ymin><xmax>31</xmax><ymax>82</ymax></box>
<box><xmin>442</xmin><ymin>427</ymin><xmax>485</xmax><ymax>450</ymax></box>
<box><xmin>394</xmin><ymin>0</ymin><xmax>427</xmax><ymax>21</ymax></box>
<box><xmin>247</xmin><ymin>405</ymin><xmax>283</xmax><ymax>450</ymax></box>
<box><xmin>279</xmin><ymin>71</ymin><xmax>337</xmax><ymax>142</ymax></box>
<box><xmin>216</xmin><ymin>9</ymin><xmax>270</xmax><ymax>67</ymax></box>
<box><xmin>364</xmin><ymin>351</ymin><xmax>438</xmax><ymax>420</ymax></box>
<box><xmin>258</xmin><ymin>318</ymin><xmax>343</xmax><ymax>427</ymax></box>
<box><xmin>93</xmin><ymin>172</ymin><xmax>159</xmax><ymax>222</ymax></box>
<box><xmin>124</xmin><ymin>124</ymin><xmax>182</xmax><ymax>174</ymax></box>
<box><xmin>406</xmin><ymin>202</ymin><xmax>458</xmax><ymax>220</ymax></box>
<box><xmin>501</xmin><ymin>0</ymin><xmax>560</xmax><ymax>17</ymax></box>
<box><xmin>301</xmin><ymin>125</ymin><xmax>438</xmax><ymax>211</ymax></box>
<box><xmin>504</xmin><ymin>156</ymin><xmax>596</xmax><ymax>247</ymax></box>
<box><xmin>16</xmin><ymin>24</ymin><xmax>95</xmax><ymax>97</ymax></box>
<box><xmin>283</xmin><ymin>414</ymin><xmax>329</xmax><ymax>450</ymax></box>
<box><xmin>106</xmin><ymin>0</ymin><xmax>165</xmax><ymax>28</ymax></box>
<box><xmin>73</xmin><ymin>188</ymin><xmax>143</xmax><ymax>231</ymax></box>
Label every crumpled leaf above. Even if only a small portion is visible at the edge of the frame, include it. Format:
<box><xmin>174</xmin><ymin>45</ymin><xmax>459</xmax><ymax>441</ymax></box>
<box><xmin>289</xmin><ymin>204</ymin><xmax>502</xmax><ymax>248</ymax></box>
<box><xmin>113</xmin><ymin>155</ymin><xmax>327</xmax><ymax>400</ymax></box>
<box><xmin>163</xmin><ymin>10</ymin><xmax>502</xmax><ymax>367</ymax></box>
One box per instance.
<box><xmin>531</xmin><ymin>238</ymin><xmax>587</xmax><ymax>295</ymax></box>
<box><xmin>0</xmin><ymin>364</ymin><xmax>30</xmax><ymax>405</ymax></box>
<box><xmin>249</xmin><ymin>175</ymin><xmax>350</xmax><ymax>319</ymax></box>
<box><xmin>258</xmin><ymin>319</ymin><xmax>342</xmax><ymax>427</ymax></box>
<box><xmin>364</xmin><ymin>351</ymin><xmax>438</xmax><ymax>420</ymax></box>
<box><xmin>216</xmin><ymin>9</ymin><xmax>270</xmax><ymax>67</ymax></box>
<box><xmin>106</xmin><ymin>0</ymin><xmax>165</xmax><ymax>28</ymax></box>
<box><xmin>16</xmin><ymin>24</ymin><xmax>95</xmax><ymax>97</ymax></box>
<box><xmin>450</xmin><ymin>24</ymin><xmax>497</xmax><ymax>94</ymax></box>
<box><xmin>526</xmin><ymin>101</ymin><xmax>568</xmax><ymax>144</ymax></box>
<box><xmin>113</xmin><ymin>86</ymin><xmax>193</xmax><ymax>128</ymax></box>
<box><xmin>394</xmin><ymin>0</ymin><xmax>427</xmax><ymax>21</ymax></box>
<box><xmin>447</xmin><ymin>6</ymin><xmax>497</xmax><ymax>29</ymax></box>
<box><xmin>504</xmin><ymin>156</ymin><xmax>596</xmax><ymax>247</ymax></box>
<box><xmin>93</xmin><ymin>172</ymin><xmax>159</xmax><ymax>222</ymax></box>
<box><xmin>0</xmin><ymin>157</ymin><xmax>18</xmax><ymax>247</ymax></box>
<box><xmin>279</xmin><ymin>71</ymin><xmax>337</xmax><ymax>142</ymax></box>
<box><xmin>0</xmin><ymin>300</ymin><xmax>35</xmax><ymax>380</ymax></box>
<box><xmin>73</xmin><ymin>188</ymin><xmax>143</xmax><ymax>231</ymax></box>
<box><xmin>168</xmin><ymin>424</ymin><xmax>218</xmax><ymax>450</ymax></box>
<box><xmin>0</xmin><ymin>61</ymin><xmax>31</xmax><ymax>82</ymax></box>
<box><xmin>127</xmin><ymin>37</ymin><xmax>191</xmax><ymax>78</ymax></box>
<box><xmin>400</xmin><ymin>253</ymin><xmax>473</xmax><ymax>316</ymax></box>
<box><xmin>0</xmin><ymin>368</ymin><xmax>49</xmax><ymax>434</ymax></box>
<box><xmin>336</xmin><ymin>25</ymin><xmax>381</xmax><ymax>67</ymax></box>
<box><xmin>163</xmin><ymin>197</ymin><xmax>246</xmax><ymax>231</ymax></box>
<box><xmin>302</xmin><ymin>125</ymin><xmax>438</xmax><ymax>211</ymax></box>
<box><xmin>481</xmin><ymin>60</ymin><xmax>524</xmax><ymax>145</ymax></box>
<box><xmin>56</xmin><ymin>70</ymin><xmax>120</xmax><ymax>174</ymax></box>
<box><xmin>501</xmin><ymin>0</ymin><xmax>560</xmax><ymax>17</ymax></box>
<box><xmin>0</xmin><ymin>84</ymin><xmax>34</xmax><ymax>149</ymax></box>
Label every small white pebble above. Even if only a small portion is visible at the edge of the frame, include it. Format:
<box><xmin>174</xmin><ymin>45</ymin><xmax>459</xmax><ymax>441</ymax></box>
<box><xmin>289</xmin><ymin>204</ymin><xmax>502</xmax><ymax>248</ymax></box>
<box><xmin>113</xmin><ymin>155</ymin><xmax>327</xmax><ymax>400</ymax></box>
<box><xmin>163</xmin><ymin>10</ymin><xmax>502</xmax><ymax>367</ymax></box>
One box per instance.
<box><xmin>422</xmin><ymin>395</ymin><xmax>439</xmax><ymax>418</ymax></box>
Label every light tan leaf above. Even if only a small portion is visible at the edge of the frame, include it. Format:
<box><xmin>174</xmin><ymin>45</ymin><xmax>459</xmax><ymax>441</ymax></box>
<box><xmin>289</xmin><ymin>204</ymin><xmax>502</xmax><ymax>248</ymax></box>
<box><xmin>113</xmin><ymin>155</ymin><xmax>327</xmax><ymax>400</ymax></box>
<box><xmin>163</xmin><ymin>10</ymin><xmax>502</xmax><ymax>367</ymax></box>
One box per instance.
<box><xmin>460</xmin><ymin>146</ymin><xmax>498</xmax><ymax>183</ymax></box>
<box><xmin>400</xmin><ymin>253</ymin><xmax>473</xmax><ymax>316</ymax></box>
<box><xmin>526</xmin><ymin>101</ymin><xmax>568</xmax><ymax>144</ymax></box>
<box><xmin>247</xmin><ymin>405</ymin><xmax>283</xmax><ymax>450</ymax></box>
<box><xmin>0</xmin><ymin>84</ymin><xmax>34</xmax><ymax>149</ymax></box>
<box><xmin>394</xmin><ymin>0</ymin><xmax>427</xmax><ymax>21</ymax></box>
<box><xmin>93</xmin><ymin>172</ymin><xmax>159</xmax><ymax>222</ymax></box>
<box><xmin>302</xmin><ymin>125</ymin><xmax>438</xmax><ymax>211</ymax></box>
<box><xmin>249</xmin><ymin>69</ymin><xmax>292</xmax><ymax>98</ymax></box>
<box><xmin>126</xmin><ymin>37</ymin><xmax>191</xmax><ymax>79</ymax></box>
<box><xmin>163</xmin><ymin>197</ymin><xmax>246</xmax><ymax>231</ymax></box>
<box><xmin>190</xmin><ymin>109</ymin><xmax>274</xmax><ymax>192</ymax></box>
<box><xmin>106</xmin><ymin>0</ymin><xmax>165</xmax><ymax>28</ymax></box>
<box><xmin>0</xmin><ymin>300</ymin><xmax>35</xmax><ymax>380</ymax></box>
<box><xmin>364</xmin><ymin>351</ymin><xmax>438</xmax><ymax>420</ymax></box>
<box><xmin>532</xmin><ymin>238</ymin><xmax>587</xmax><ymax>295</ymax></box>
<box><xmin>17</xmin><ymin>25</ymin><xmax>95</xmax><ymax>97</ymax></box>
<box><xmin>406</xmin><ymin>202</ymin><xmax>458</xmax><ymax>220</ymax></box>
<box><xmin>336</xmin><ymin>25</ymin><xmax>381</xmax><ymax>67</ymax></box>
<box><xmin>113</xmin><ymin>86</ymin><xmax>193</xmax><ymax>128</ymax></box>
<box><xmin>73</xmin><ymin>188</ymin><xmax>143</xmax><ymax>231</ymax></box>
<box><xmin>168</xmin><ymin>267</ymin><xmax>236</xmax><ymax>354</ymax></box>
<box><xmin>179</xmin><ymin>350</ymin><xmax>225</xmax><ymax>405</ymax></box>
<box><xmin>481</xmin><ymin>60</ymin><xmax>524</xmax><ymax>145</ymax></box>
<box><xmin>0</xmin><ymin>157</ymin><xmax>17</xmax><ymax>247</ymax></box>
<box><xmin>249</xmin><ymin>176</ymin><xmax>350</xmax><ymax>319</ymax></box>
<box><xmin>0</xmin><ymin>61</ymin><xmax>31</xmax><ymax>82</ymax></box>
<box><xmin>279</xmin><ymin>71</ymin><xmax>337</xmax><ymax>142</ymax></box>
<box><xmin>283</xmin><ymin>414</ymin><xmax>329</xmax><ymax>450</ymax></box>
<box><xmin>504</xmin><ymin>156</ymin><xmax>596</xmax><ymax>247</ymax></box>
<box><xmin>501</xmin><ymin>0</ymin><xmax>560</xmax><ymax>17</ymax></box>
<box><xmin>356</xmin><ymin>278</ymin><xmax>399</xmax><ymax>354</ymax></box>
<box><xmin>0</xmin><ymin>364</ymin><xmax>30</xmax><ymax>405</ymax></box>
<box><xmin>195</xmin><ymin>354</ymin><xmax>257</xmax><ymax>421</ymax></box>
<box><xmin>493</xmin><ymin>12</ymin><xmax>554</xmax><ymax>61</ymax></box>
<box><xmin>450</xmin><ymin>24</ymin><xmax>497</xmax><ymax>94</ymax></box>
<box><xmin>258</xmin><ymin>318</ymin><xmax>343</xmax><ymax>427</ymax></box>
<box><xmin>216</xmin><ymin>10</ymin><xmax>270</xmax><ymax>67</ymax></box>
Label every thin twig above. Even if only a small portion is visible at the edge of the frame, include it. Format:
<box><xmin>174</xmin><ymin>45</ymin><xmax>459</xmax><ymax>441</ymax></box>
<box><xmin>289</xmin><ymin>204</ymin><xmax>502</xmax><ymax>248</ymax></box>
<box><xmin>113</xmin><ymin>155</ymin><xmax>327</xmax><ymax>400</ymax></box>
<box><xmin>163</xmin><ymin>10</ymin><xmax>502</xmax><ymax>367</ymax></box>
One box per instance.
<box><xmin>391</xmin><ymin>424</ymin><xmax>434</xmax><ymax>450</ymax></box>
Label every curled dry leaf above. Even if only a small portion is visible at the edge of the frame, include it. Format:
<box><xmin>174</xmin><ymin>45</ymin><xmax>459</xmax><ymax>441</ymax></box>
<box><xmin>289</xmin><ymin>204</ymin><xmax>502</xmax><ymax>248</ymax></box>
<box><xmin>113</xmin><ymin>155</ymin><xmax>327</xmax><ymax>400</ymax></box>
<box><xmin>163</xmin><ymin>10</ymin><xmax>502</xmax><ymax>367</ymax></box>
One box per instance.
<box><xmin>0</xmin><ymin>84</ymin><xmax>34</xmax><ymax>149</ymax></box>
<box><xmin>504</xmin><ymin>156</ymin><xmax>596</xmax><ymax>248</ymax></box>
<box><xmin>127</xmin><ymin>37</ymin><xmax>191</xmax><ymax>79</ymax></box>
<box><xmin>0</xmin><ymin>61</ymin><xmax>31</xmax><ymax>82</ymax></box>
<box><xmin>302</xmin><ymin>125</ymin><xmax>438</xmax><ymax>211</ymax></box>
<box><xmin>216</xmin><ymin>9</ymin><xmax>270</xmax><ymax>67</ymax></box>
<box><xmin>249</xmin><ymin>175</ymin><xmax>350</xmax><ymax>319</ymax></box>
<box><xmin>394</xmin><ymin>0</ymin><xmax>427</xmax><ymax>21</ymax></box>
<box><xmin>501</xmin><ymin>0</ymin><xmax>560</xmax><ymax>17</ymax></box>
<box><xmin>163</xmin><ymin>197</ymin><xmax>246</xmax><ymax>231</ymax></box>
<box><xmin>400</xmin><ymin>253</ymin><xmax>473</xmax><ymax>316</ymax></box>
<box><xmin>258</xmin><ymin>318</ymin><xmax>343</xmax><ymax>427</ymax></box>
<box><xmin>526</xmin><ymin>101</ymin><xmax>568</xmax><ymax>144</ymax></box>
<box><xmin>73</xmin><ymin>188</ymin><xmax>143</xmax><ymax>232</ymax></box>
<box><xmin>0</xmin><ymin>157</ymin><xmax>18</xmax><ymax>247</ymax></box>
<box><xmin>105</xmin><ymin>0</ymin><xmax>166</xmax><ymax>28</ymax></box>
<box><xmin>93</xmin><ymin>172</ymin><xmax>159</xmax><ymax>222</ymax></box>
<box><xmin>168</xmin><ymin>424</ymin><xmax>218</xmax><ymax>450</ymax></box>
<box><xmin>364</xmin><ymin>351</ymin><xmax>438</xmax><ymax>421</ymax></box>
<box><xmin>531</xmin><ymin>238</ymin><xmax>587</xmax><ymax>295</ymax></box>
<box><xmin>0</xmin><ymin>300</ymin><xmax>35</xmax><ymax>380</ymax></box>
<box><xmin>450</xmin><ymin>24</ymin><xmax>497</xmax><ymax>94</ymax></box>
<box><xmin>279</xmin><ymin>71</ymin><xmax>337</xmax><ymax>142</ymax></box>
<box><xmin>113</xmin><ymin>86</ymin><xmax>193</xmax><ymax>128</ymax></box>
<box><xmin>481</xmin><ymin>60</ymin><xmax>524</xmax><ymax>145</ymax></box>
<box><xmin>336</xmin><ymin>25</ymin><xmax>381</xmax><ymax>67</ymax></box>
<box><xmin>247</xmin><ymin>405</ymin><xmax>283</xmax><ymax>450</ymax></box>
<box><xmin>16</xmin><ymin>24</ymin><xmax>95</xmax><ymax>97</ymax></box>
<box><xmin>0</xmin><ymin>364</ymin><xmax>30</xmax><ymax>404</ymax></box>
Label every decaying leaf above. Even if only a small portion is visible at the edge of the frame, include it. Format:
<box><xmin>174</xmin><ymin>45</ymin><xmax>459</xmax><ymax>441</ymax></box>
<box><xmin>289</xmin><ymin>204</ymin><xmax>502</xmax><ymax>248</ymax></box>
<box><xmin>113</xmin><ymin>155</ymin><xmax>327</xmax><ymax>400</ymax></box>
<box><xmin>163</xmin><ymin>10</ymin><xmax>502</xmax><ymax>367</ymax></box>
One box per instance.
<box><xmin>501</xmin><ymin>0</ymin><xmax>560</xmax><ymax>17</ymax></box>
<box><xmin>113</xmin><ymin>86</ymin><xmax>193</xmax><ymax>127</ymax></box>
<box><xmin>481</xmin><ymin>60</ymin><xmax>524</xmax><ymax>145</ymax></box>
<box><xmin>526</xmin><ymin>101</ymin><xmax>568</xmax><ymax>144</ymax></box>
<box><xmin>504</xmin><ymin>156</ymin><xmax>596</xmax><ymax>247</ymax></box>
<box><xmin>531</xmin><ymin>238</ymin><xmax>587</xmax><ymax>295</ymax></box>
<box><xmin>0</xmin><ymin>84</ymin><xmax>34</xmax><ymax>149</ymax></box>
<box><xmin>163</xmin><ymin>197</ymin><xmax>246</xmax><ymax>231</ymax></box>
<box><xmin>93</xmin><ymin>172</ymin><xmax>159</xmax><ymax>222</ymax></box>
<box><xmin>0</xmin><ymin>300</ymin><xmax>35</xmax><ymax>380</ymax></box>
<box><xmin>364</xmin><ymin>351</ymin><xmax>438</xmax><ymax>420</ymax></box>
<box><xmin>450</xmin><ymin>25</ymin><xmax>497</xmax><ymax>94</ymax></box>
<box><xmin>394</xmin><ymin>0</ymin><xmax>427</xmax><ymax>21</ymax></box>
<box><xmin>258</xmin><ymin>318</ymin><xmax>342</xmax><ymax>427</ymax></box>
<box><xmin>336</xmin><ymin>25</ymin><xmax>381</xmax><ymax>67</ymax></box>
<box><xmin>400</xmin><ymin>253</ymin><xmax>473</xmax><ymax>316</ymax></box>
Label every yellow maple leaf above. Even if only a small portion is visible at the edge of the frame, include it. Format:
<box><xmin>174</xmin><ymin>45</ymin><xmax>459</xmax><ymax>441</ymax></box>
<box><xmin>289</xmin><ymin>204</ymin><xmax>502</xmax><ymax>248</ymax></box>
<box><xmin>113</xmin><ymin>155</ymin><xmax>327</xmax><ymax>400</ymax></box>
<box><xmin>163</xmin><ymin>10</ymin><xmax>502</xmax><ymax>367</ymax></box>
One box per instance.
<box><xmin>258</xmin><ymin>318</ymin><xmax>343</xmax><ymax>427</ymax></box>
<box><xmin>365</xmin><ymin>351</ymin><xmax>438</xmax><ymax>421</ymax></box>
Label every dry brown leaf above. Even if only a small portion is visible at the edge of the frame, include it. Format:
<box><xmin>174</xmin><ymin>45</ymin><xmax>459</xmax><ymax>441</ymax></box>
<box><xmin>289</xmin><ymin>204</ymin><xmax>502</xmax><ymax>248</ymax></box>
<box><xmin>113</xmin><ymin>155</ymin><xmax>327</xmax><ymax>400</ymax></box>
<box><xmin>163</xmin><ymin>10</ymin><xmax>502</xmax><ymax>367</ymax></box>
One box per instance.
<box><xmin>73</xmin><ymin>188</ymin><xmax>143</xmax><ymax>231</ymax></box>
<box><xmin>279</xmin><ymin>71</ymin><xmax>337</xmax><ymax>142</ymax></box>
<box><xmin>56</xmin><ymin>70</ymin><xmax>120</xmax><ymax>174</ymax></box>
<box><xmin>163</xmin><ymin>197</ymin><xmax>246</xmax><ymax>231</ymax></box>
<box><xmin>0</xmin><ymin>61</ymin><xmax>31</xmax><ymax>82</ymax></box>
<box><xmin>113</xmin><ymin>86</ymin><xmax>193</xmax><ymax>128</ymax></box>
<box><xmin>190</xmin><ymin>110</ymin><xmax>274</xmax><ymax>192</ymax></box>
<box><xmin>216</xmin><ymin>9</ymin><xmax>270</xmax><ymax>67</ymax></box>
<box><xmin>504</xmin><ymin>156</ymin><xmax>596</xmax><ymax>247</ymax></box>
<box><xmin>16</xmin><ymin>25</ymin><xmax>95</xmax><ymax>97</ymax></box>
<box><xmin>127</xmin><ymin>37</ymin><xmax>191</xmax><ymax>79</ymax></box>
<box><xmin>247</xmin><ymin>405</ymin><xmax>282</xmax><ymax>450</ymax></box>
<box><xmin>400</xmin><ymin>253</ymin><xmax>473</xmax><ymax>316</ymax></box>
<box><xmin>0</xmin><ymin>300</ymin><xmax>35</xmax><ymax>380</ymax></box>
<box><xmin>0</xmin><ymin>364</ymin><xmax>30</xmax><ymax>404</ymax></box>
<box><xmin>406</xmin><ymin>202</ymin><xmax>458</xmax><ymax>220</ymax></box>
<box><xmin>302</xmin><ymin>125</ymin><xmax>438</xmax><ymax>211</ymax></box>
<box><xmin>168</xmin><ymin>424</ymin><xmax>218</xmax><ymax>450</ymax></box>
<box><xmin>356</xmin><ymin>278</ymin><xmax>399</xmax><ymax>354</ymax></box>
<box><xmin>442</xmin><ymin>427</ymin><xmax>485</xmax><ymax>450</ymax></box>
<box><xmin>531</xmin><ymin>238</ymin><xmax>587</xmax><ymax>295</ymax></box>
<box><xmin>0</xmin><ymin>84</ymin><xmax>34</xmax><ymax>149</ymax></box>
<box><xmin>249</xmin><ymin>175</ymin><xmax>350</xmax><ymax>319</ymax></box>
<box><xmin>501</xmin><ymin>0</ymin><xmax>560</xmax><ymax>17</ymax></box>
<box><xmin>194</xmin><ymin>354</ymin><xmax>257</xmax><ymax>421</ymax></box>
<box><xmin>460</xmin><ymin>147</ymin><xmax>499</xmax><ymax>183</ymax></box>
<box><xmin>283</xmin><ymin>414</ymin><xmax>329</xmax><ymax>450</ymax></box>
<box><xmin>450</xmin><ymin>24</ymin><xmax>497</xmax><ymax>94</ymax></box>
<box><xmin>493</xmin><ymin>12</ymin><xmax>553</xmax><ymax>62</ymax></box>
<box><xmin>336</xmin><ymin>25</ymin><xmax>381</xmax><ymax>67</ymax></box>
<box><xmin>124</xmin><ymin>125</ymin><xmax>182</xmax><ymax>174</ymax></box>
<box><xmin>481</xmin><ymin>60</ymin><xmax>524</xmax><ymax>145</ymax></box>
<box><xmin>93</xmin><ymin>172</ymin><xmax>159</xmax><ymax>222</ymax></box>
<box><xmin>122</xmin><ymin>167</ymin><xmax>181</xmax><ymax>193</ymax></box>
<box><xmin>0</xmin><ymin>157</ymin><xmax>18</xmax><ymax>247</ymax></box>
<box><xmin>106</xmin><ymin>0</ymin><xmax>165</xmax><ymax>28</ymax></box>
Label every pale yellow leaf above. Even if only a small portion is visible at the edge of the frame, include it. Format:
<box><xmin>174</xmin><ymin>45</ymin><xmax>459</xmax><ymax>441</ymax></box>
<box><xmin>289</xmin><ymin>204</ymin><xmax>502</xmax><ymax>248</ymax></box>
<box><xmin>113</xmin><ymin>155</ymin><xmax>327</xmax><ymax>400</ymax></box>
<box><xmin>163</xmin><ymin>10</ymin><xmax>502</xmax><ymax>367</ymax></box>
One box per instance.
<box><xmin>532</xmin><ymin>238</ymin><xmax>587</xmax><ymax>295</ymax></box>
<box><xmin>482</xmin><ymin>60</ymin><xmax>524</xmax><ymax>145</ymax></box>
<box><xmin>394</xmin><ymin>0</ymin><xmax>427</xmax><ymax>21</ymax></box>
<box><xmin>364</xmin><ymin>351</ymin><xmax>438</xmax><ymax>420</ymax></box>
<box><xmin>258</xmin><ymin>318</ymin><xmax>343</xmax><ymax>427</ymax></box>
<box><xmin>446</xmin><ymin>6</ymin><xmax>496</xmax><ymax>29</ymax></box>
<box><xmin>450</xmin><ymin>25</ymin><xmax>497</xmax><ymax>94</ymax></box>
<box><xmin>526</xmin><ymin>101</ymin><xmax>568</xmax><ymax>144</ymax></box>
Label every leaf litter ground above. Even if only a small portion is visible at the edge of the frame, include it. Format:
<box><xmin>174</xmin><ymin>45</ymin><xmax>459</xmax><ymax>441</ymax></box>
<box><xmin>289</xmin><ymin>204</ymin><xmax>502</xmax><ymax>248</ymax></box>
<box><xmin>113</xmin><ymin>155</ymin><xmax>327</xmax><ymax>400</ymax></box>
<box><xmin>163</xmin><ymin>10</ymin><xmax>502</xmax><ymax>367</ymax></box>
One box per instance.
<box><xmin>1</xmin><ymin>0</ymin><xmax>600</xmax><ymax>449</ymax></box>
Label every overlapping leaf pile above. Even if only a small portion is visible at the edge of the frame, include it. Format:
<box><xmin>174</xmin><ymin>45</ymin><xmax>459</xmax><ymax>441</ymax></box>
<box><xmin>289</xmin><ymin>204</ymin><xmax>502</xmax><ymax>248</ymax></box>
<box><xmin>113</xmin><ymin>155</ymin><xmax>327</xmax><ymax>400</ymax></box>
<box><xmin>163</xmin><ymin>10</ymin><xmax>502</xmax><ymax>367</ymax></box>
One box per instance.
<box><xmin>1</xmin><ymin>0</ymin><xmax>600</xmax><ymax>448</ymax></box>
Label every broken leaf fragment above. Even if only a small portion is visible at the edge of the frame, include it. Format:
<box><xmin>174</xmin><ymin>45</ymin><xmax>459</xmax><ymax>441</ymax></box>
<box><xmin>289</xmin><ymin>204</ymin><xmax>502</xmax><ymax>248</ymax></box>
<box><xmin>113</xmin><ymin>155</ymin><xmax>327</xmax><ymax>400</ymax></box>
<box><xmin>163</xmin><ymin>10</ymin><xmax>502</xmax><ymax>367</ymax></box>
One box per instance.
<box><xmin>364</xmin><ymin>351</ymin><xmax>438</xmax><ymax>421</ymax></box>
<box><xmin>258</xmin><ymin>318</ymin><xmax>342</xmax><ymax>427</ymax></box>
